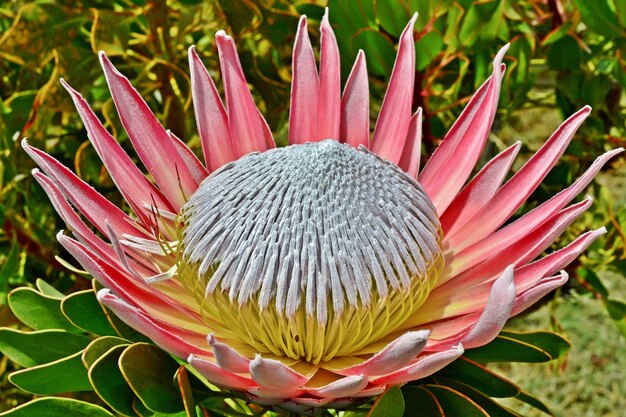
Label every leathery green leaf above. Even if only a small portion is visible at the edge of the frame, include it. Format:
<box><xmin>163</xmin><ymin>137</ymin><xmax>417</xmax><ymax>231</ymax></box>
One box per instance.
<box><xmin>499</xmin><ymin>331</ymin><xmax>571</xmax><ymax>360</ymax></box>
<box><xmin>0</xmin><ymin>397</ymin><xmax>114</xmax><ymax>417</ymax></box>
<box><xmin>425</xmin><ymin>385</ymin><xmax>489</xmax><ymax>417</ymax></box>
<box><xmin>9</xmin><ymin>350</ymin><xmax>92</xmax><ymax>395</ymax></box>
<box><xmin>515</xmin><ymin>391</ymin><xmax>555</xmax><ymax>416</ymax></box>
<box><xmin>61</xmin><ymin>289</ymin><xmax>117</xmax><ymax>336</ymax></box>
<box><xmin>131</xmin><ymin>399</ymin><xmax>156</xmax><ymax>417</ymax></box>
<box><xmin>88</xmin><ymin>345</ymin><xmax>137</xmax><ymax>417</ymax></box>
<box><xmin>8</xmin><ymin>287</ymin><xmax>79</xmax><ymax>332</ymax></box>
<box><xmin>438</xmin><ymin>357</ymin><xmax>521</xmax><ymax>397</ymax></box>
<box><xmin>35</xmin><ymin>279</ymin><xmax>64</xmax><ymax>298</ymax></box>
<box><xmin>0</xmin><ymin>328</ymin><xmax>90</xmax><ymax>367</ymax></box>
<box><xmin>433</xmin><ymin>378</ymin><xmax>522</xmax><ymax>417</ymax></box>
<box><xmin>402</xmin><ymin>386</ymin><xmax>443</xmax><ymax>417</ymax></box>
<box><xmin>119</xmin><ymin>343</ymin><xmax>184</xmax><ymax>413</ymax></box>
<box><xmin>464</xmin><ymin>335</ymin><xmax>552</xmax><ymax>363</ymax></box>
<box><xmin>82</xmin><ymin>336</ymin><xmax>130</xmax><ymax>368</ymax></box>
<box><xmin>367</xmin><ymin>386</ymin><xmax>405</xmax><ymax>417</ymax></box>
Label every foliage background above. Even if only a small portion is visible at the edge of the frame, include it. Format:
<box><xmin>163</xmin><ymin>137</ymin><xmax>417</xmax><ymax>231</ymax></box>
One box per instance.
<box><xmin>0</xmin><ymin>0</ymin><xmax>625</xmax><ymax>415</ymax></box>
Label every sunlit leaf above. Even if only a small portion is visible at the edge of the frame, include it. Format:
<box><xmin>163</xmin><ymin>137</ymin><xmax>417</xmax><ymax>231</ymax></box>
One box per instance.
<box><xmin>0</xmin><ymin>397</ymin><xmax>114</xmax><ymax>417</ymax></box>
<box><xmin>35</xmin><ymin>279</ymin><xmax>64</xmax><ymax>298</ymax></box>
<box><xmin>8</xmin><ymin>287</ymin><xmax>79</xmax><ymax>332</ymax></box>
<box><xmin>9</xmin><ymin>350</ymin><xmax>92</xmax><ymax>395</ymax></box>
<box><xmin>464</xmin><ymin>334</ymin><xmax>553</xmax><ymax>363</ymax></box>
<box><xmin>0</xmin><ymin>328</ymin><xmax>90</xmax><ymax>367</ymax></box>
<box><xmin>499</xmin><ymin>331</ymin><xmax>571</xmax><ymax>360</ymax></box>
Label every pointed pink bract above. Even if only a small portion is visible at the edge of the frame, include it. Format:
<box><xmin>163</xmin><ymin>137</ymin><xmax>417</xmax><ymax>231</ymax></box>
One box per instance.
<box><xmin>289</xmin><ymin>16</ymin><xmax>320</xmax><ymax>145</ymax></box>
<box><xmin>189</xmin><ymin>46</ymin><xmax>237</xmax><ymax>171</ymax></box>
<box><xmin>216</xmin><ymin>31</ymin><xmax>270</xmax><ymax>156</ymax></box>
<box><xmin>99</xmin><ymin>52</ymin><xmax>197</xmax><ymax>210</ymax></box>
<box><xmin>340</xmin><ymin>50</ymin><xmax>369</xmax><ymax>148</ymax></box>
<box><xmin>371</xmin><ymin>14</ymin><xmax>417</xmax><ymax>164</ymax></box>
<box><xmin>318</xmin><ymin>9</ymin><xmax>341</xmax><ymax>140</ymax></box>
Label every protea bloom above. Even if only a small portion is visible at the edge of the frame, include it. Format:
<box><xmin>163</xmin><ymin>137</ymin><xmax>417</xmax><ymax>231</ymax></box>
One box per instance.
<box><xmin>24</xmin><ymin>11</ymin><xmax>621</xmax><ymax>414</ymax></box>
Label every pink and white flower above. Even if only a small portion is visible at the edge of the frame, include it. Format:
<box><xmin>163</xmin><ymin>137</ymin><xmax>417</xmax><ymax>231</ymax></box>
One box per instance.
<box><xmin>24</xmin><ymin>10</ymin><xmax>621</xmax><ymax>414</ymax></box>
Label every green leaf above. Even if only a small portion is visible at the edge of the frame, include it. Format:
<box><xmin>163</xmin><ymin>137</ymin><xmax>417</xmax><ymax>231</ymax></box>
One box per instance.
<box><xmin>616</xmin><ymin>0</ymin><xmax>626</xmax><ymax>27</ymax></box>
<box><xmin>368</xmin><ymin>386</ymin><xmax>405</xmax><ymax>417</ymax></box>
<box><xmin>119</xmin><ymin>343</ymin><xmax>185</xmax><ymax>413</ymax></box>
<box><xmin>328</xmin><ymin>0</ymin><xmax>374</xmax><ymax>34</ymax></box>
<box><xmin>574</xmin><ymin>0</ymin><xmax>624</xmax><ymax>39</ymax></box>
<box><xmin>402</xmin><ymin>386</ymin><xmax>443</xmax><ymax>417</ymax></box>
<box><xmin>82</xmin><ymin>336</ymin><xmax>130</xmax><ymax>368</ymax></box>
<box><xmin>425</xmin><ymin>385</ymin><xmax>488</xmax><ymax>417</ymax></box>
<box><xmin>438</xmin><ymin>357</ymin><xmax>520</xmax><ymax>397</ymax></box>
<box><xmin>8</xmin><ymin>287</ymin><xmax>79</xmax><ymax>332</ymax></box>
<box><xmin>9</xmin><ymin>350</ymin><xmax>92</xmax><ymax>395</ymax></box>
<box><xmin>515</xmin><ymin>391</ymin><xmax>554</xmax><ymax>416</ymax></box>
<box><xmin>443</xmin><ymin>2</ymin><xmax>464</xmax><ymax>48</ymax></box>
<box><xmin>295</xmin><ymin>4</ymin><xmax>326</xmax><ymax>21</ymax></box>
<box><xmin>458</xmin><ymin>0</ymin><xmax>503</xmax><ymax>47</ymax></box>
<box><xmin>541</xmin><ymin>22</ymin><xmax>573</xmax><ymax>46</ymax></box>
<box><xmin>61</xmin><ymin>289</ymin><xmax>117</xmax><ymax>336</ymax></box>
<box><xmin>1</xmin><ymin>91</ymin><xmax>36</xmax><ymax>137</ymax></box>
<box><xmin>605</xmin><ymin>299</ymin><xmax>626</xmax><ymax>337</ymax></box>
<box><xmin>0</xmin><ymin>328</ymin><xmax>90</xmax><ymax>367</ymax></box>
<box><xmin>547</xmin><ymin>35</ymin><xmax>581</xmax><ymax>71</ymax></box>
<box><xmin>0</xmin><ymin>397</ymin><xmax>114</xmax><ymax>417</ymax></box>
<box><xmin>415</xmin><ymin>31</ymin><xmax>443</xmax><ymax>71</ymax></box>
<box><xmin>578</xmin><ymin>268</ymin><xmax>609</xmax><ymax>298</ymax></box>
<box><xmin>376</xmin><ymin>0</ymin><xmax>411</xmax><ymax>37</ymax></box>
<box><xmin>35</xmin><ymin>279</ymin><xmax>64</xmax><ymax>298</ymax></box>
<box><xmin>464</xmin><ymin>335</ymin><xmax>553</xmax><ymax>363</ymax></box>
<box><xmin>131</xmin><ymin>399</ymin><xmax>157</xmax><ymax>417</ymax></box>
<box><xmin>88</xmin><ymin>345</ymin><xmax>137</xmax><ymax>416</ymax></box>
<box><xmin>0</xmin><ymin>240</ymin><xmax>20</xmax><ymax>305</ymax></box>
<box><xmin>499</xmin><ymin>331</ymin><xmax>570</xmax><ymax>360</ymax></box>
<box><xmin>433</xmin><ymin>378</ymin><xmax>521</xmax><ymax>417</ymax></box>
<box><xmin>351</xmin><ymin>29</ymin><xmax>396</xmax><ymax>77</ymax></box>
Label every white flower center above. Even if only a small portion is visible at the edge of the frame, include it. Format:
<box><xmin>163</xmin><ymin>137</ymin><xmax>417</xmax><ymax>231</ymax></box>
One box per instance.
<box><xmin>178</xmin><ymin>140</ymin><xmax>444</xmax><ymax>363</ymax></box>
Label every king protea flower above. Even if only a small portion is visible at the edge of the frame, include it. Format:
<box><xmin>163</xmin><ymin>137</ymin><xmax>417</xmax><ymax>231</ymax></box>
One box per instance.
<box><xmin>23</xmin><ymin>11</ymin><xmax>621</xmax><ymax>414</ymax></box>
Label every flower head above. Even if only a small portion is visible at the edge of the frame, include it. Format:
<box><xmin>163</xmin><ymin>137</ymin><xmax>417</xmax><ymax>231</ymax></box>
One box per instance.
<box><xmin>24</xmin><ymin>9</ymin><xmax>622</xmax><ymax>414</ymax></box>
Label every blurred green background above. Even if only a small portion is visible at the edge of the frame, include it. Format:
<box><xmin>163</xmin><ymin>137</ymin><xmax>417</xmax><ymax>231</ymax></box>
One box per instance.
<box><xmin>0</xmin><ymin>0</ymin><xmax>625</xmax><ymax>415</ymax></box>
